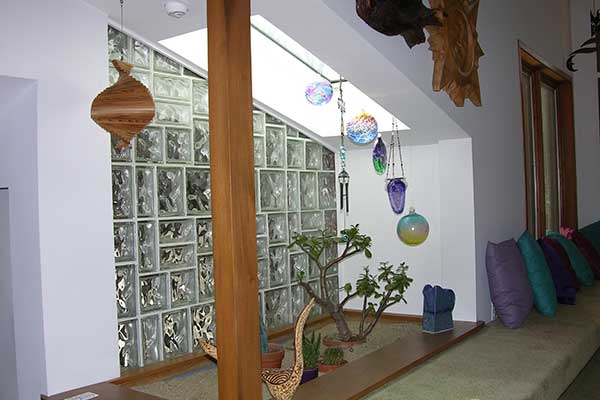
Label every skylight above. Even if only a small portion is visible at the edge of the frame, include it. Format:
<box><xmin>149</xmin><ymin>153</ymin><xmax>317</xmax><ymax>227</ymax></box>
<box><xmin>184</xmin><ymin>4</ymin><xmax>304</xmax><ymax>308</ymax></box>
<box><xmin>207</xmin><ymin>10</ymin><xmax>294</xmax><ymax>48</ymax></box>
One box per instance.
<box><xmin>160</xmin><ymin>16</ymin><xmax>409</xmax><ymax>139</ymax></box>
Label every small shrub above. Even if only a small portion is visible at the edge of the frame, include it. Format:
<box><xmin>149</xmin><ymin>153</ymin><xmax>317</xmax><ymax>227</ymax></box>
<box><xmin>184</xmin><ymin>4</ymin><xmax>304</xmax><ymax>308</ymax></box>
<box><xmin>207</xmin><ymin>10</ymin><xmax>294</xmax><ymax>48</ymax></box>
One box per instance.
<box><xmin>321</xmin><ymin>347</ymin><xmax>345</xmax><ymax>366</ymax></box>
<box><xmin>302</xmin><ymin>332</ymin><xmax>321</xmax><ymax>369</ymax></box>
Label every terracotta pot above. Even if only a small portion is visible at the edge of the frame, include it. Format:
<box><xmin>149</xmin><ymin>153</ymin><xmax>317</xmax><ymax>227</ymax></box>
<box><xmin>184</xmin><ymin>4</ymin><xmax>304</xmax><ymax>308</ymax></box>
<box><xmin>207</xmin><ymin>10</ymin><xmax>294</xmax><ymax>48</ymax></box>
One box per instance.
<box><xmin>322</xmin><ymin>335</ymin><xmax>365</xmax><ymax>350</ymax></box>
<box><xmin>318</xmin><ymin>360</ymin><xmax>348</xmax><ymax>373</ymax></box>
<box><xmin>300</xmin><ymin>367</ymin><xmax>319</xmax><ymax>384</ymax></box>
<box><xmin>261</xmin><ymin>343</ymin><xmax>285</xmax><ymax>369</ymax></box>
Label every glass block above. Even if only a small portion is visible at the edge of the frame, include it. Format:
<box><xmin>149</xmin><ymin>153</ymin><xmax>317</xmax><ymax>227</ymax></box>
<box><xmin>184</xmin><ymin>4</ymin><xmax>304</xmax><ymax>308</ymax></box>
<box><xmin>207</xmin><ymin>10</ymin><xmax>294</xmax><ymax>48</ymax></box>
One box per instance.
<box><xmin>301</xmin><ymin>211</ymin><xmax>323</xmax><ymax>231</ymax></box>
<box><xmin>308</xmin><ymin>280</ymin><xmax>321</xmax><ymax>316</ymax></box>
<box><xmin>287</xmin><ymin>139</ymin><xmax>304</xmax><ymax>169</ymax></box>
<box><xmin>306</xmin><ymin>142</ymin><xmax>322</xmax><ymax>170</ymax></box>
<box><xmin>155</xmin><ymin>102</ymin><xmax>191</xmax><ymax>126</ymax></box>
<box><xmin>256</xmin><ymin>237</ymin><xmax>268</xmax><ymax>259</ymax></box>
<box><xmin>256</xmin><ymin>214</ymin><xmax>267</xmax><ymax>236</ymax></box>
<box><xmin>108</xmin><ymin>26</ymin><xmax>128</xmax><ymax>62</ymax></box>
<box><xmin>136</xmin><ymin>167</ymin><xmax>155</xmax><ymax>217</ymax></box>
<box><xmin>255</xmin><ymin>170</ymin><xmax>259</xmax><ymax>210</ymax></box>
<box><xmin>158</xmin><ymin>168</ymin><xmax>184</xmax><ymax>216</ymax></box>
<box><xmin>166</xmin><ymin>128</ymin><xmax>192</xmax><ymax>164</ymax></box>
<box><xmin>258</xmin><ymin>259</ymin><xmax>269</xmax><ymax>289</ymax></box>
<box><xmin>138</xmin><ymin>222</ymin><xmax>157</xmax><ymax>273</ymax></box>
<box><xmin>132</xmin><ymin>39</ymin><xmax>150</xmax><ymax>68</ymax></box>
<box><xmin>253</xmin><ymin>112</ymin><xmax>265</xmax><ymax>134</ymax></box>
<box><xmin>269</xmin><ymin>246</ymin><xmax>288</xmax><ymax>288</ymax></box>
<box><xmin>288</xmin><ymin>213</ymin><xmax>300</xmax><ymax>244</ymax></box>
<box><xmin>291</xmin><ymin>285</ymin><xmax>304</xmax><ymax>318</ymax></box>
<box><xmin>266</xmin><ymin>114</ymin><xmax>284</xmax><ymax>125</ymax></box>
<box><xmin>287</xmin><ymin>126</ymin><xmax>299</xmax><ymax>137</ymax></box>
<box><xmin>254</xmin><ymin>136</ymin><xmax>265</xmax><ymax>167</ymax></box>
<box><xmin>131</xmin><ymin>70</ymin><xmax>151</xmax><ymax>90</ymax></box>
<box><xmin>192</xmin><ymin>303</ymin><xmax>216</xmax><ymax>349</ymax></box>
<box><xmin>287</xmin><ymin>172</ymin><xmax>299</xmax><ymax>211</ymax></box>
<box><xmin>136</xmin><ymin>126</ymin><xmax>163</xmax><ymax>163</ymax></box>
<box><xmin>290</xmin><ymin>253</ymin><xmax>309</xmax><ymax>282</ymax></box>
<box><xmin>324</xmin><ymin>210</ymin><xmax>337</xmax><ymax>234</ymax></box>
<box><xmin>154</xmin><ymin>52</ymin><xmax>181</xmax><ymax>75</ymax></box>
<box><xmin>159</xmin><ymin>219</ymin><xmax>195</xmax><ymax>244</ymax></box>
<box><xmin>116</xmin><ymin>265</ymin><xmax>136</xmax><ymax>319</ymax></box>
<box><xmin>197</xmin><ymin>255</ymin><xmax>214</xmax><ymax>299</ymax></box>
<box><xmin>140</xmin><ymin>274</ymin><xmax>167</xmax><ymax>313</ymax></box>
<box><xmin>323</xmin><ymin>147</ymin><xmax>336</xmax><ymax>171</ymax></box>
<box><xmin>265</xmin><ymin>288</ymin><xmax>291</xmax><ymax>329</ymax></box>
<box><xmin>141</xmin><ymin>315</ymin><xmax>160</xmax><ymax>365</ymax></box>
<box><xmin>187</xmin><ymin>169</ymin><xmax>211</xmax><ymax>214</ymax></box>
<box><xmin>192</xmin><ymin>79</ymin><xmax>209</xmax><ymax>115</ymax></box>
<box><xmin>259</xmin><ymin>171</ymin><xmax>285</xmax><ymax>211</ymax></box>
<box><xmin>327</xmin><ymin>275</ymin><xmax>340</xmax><ymax>303</ymax></box>
<box><xmin>266</xmin><ymin>127</ymin><xmax>285</xmax><ymax>168</ymax></box>
<box><xmin>268</xmin><ymin>213</ymin><xmax>288</xmax><ymax>244</ymax></box>
<box><xmin>160</xmin><ymin>244</ymin><xmax>195</xmax><ymax>270</ymax></box>
<box><xmin>163</xmin><ymin>310</ymin><xmax>189</xmax><ymax>358</ymax></box>
<box><xmin>154</xmin><ymin>74</ymin><xmax>191</xmax><ymax>101</ymax></box>
<box><xmin>118</xmin><ymin>320</ymin><xmax>138</xmax><ymax>369</ymax></box>
<box><xmin>300</xmin><ymin>172</ymin><xmax>317</xmax><ymax>210</ymax></box>
<box><xmin>114</xmin><ymin>222</ymin><xmax>135</xmax><ymax>262</ymax></box>
<box><xmin>196</xmin><ymin>219</ymin><xmax>213</xmax><ymax>254</ymax></box>
<box><xmin>112</xmin><ymin>166</ymin><xmax>133</xmax><ymax>219</ymax></box>
<box><xmin>319</xmin><ymin>172</ymin><xmax>336</xmax><ymax>209</ymax></box>
<box><xmin>111</xmin><ymin>135</ymin><xmax>132</xmax><ymax>161</ymax></box>
<box><xmin>109</xmin><ymin>66</ymin><xmax>119</xmax><ymax>85</ymax></box>
<box><xmin>171</xmin><ymin>269</ymin><xmax>197</xmax><ymax>307</ymax></box>
<box><xmin>324</xmin><ymin>243</ymin><xmax>339</xmax><ymax>269</ymax></box>
<box><xmin>193</xmin><ymin>119</ymin><xmax>210</xmax><ymax>165</ymax></box>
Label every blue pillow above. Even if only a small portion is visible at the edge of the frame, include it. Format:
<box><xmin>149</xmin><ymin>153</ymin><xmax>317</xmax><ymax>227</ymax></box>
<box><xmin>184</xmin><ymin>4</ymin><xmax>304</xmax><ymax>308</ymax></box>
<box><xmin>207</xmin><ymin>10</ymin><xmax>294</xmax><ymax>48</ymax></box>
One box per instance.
<box><xmin>517</xmin><ymin>231</ymin><xmax>557</xmax><ymax>317</ymax></box>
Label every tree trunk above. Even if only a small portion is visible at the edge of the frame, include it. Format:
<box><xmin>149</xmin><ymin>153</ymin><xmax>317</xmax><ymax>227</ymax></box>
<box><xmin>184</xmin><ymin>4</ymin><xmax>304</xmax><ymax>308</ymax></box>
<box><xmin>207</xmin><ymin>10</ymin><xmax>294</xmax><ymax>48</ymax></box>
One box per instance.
<box><xmin>330</xmin><ymin>309</ymin><xmax>354</xmax><ymax>342</ymax></box>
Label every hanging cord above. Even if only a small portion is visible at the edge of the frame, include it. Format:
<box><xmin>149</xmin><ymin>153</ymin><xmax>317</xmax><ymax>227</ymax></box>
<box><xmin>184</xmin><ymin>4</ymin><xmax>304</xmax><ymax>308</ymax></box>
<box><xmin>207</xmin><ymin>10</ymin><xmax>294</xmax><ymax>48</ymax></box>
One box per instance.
<box><xmin>385</xmin><ymin>119</ymin><xmax>406</xmax><ymax>180</ymax></box>
<box><xmin>338</xmin><ymin>78</ymin><xmax>346</xmax><ymax>171</ymax></box>
<box><xmin>396</xmin><ymin>119</ymin><xmax>406</xmax><ymax>178</ymax></box>
<box><xmin>120</xmin><ymin>0</ymin><xmax>124</xmax><ymax>31</ymax></box>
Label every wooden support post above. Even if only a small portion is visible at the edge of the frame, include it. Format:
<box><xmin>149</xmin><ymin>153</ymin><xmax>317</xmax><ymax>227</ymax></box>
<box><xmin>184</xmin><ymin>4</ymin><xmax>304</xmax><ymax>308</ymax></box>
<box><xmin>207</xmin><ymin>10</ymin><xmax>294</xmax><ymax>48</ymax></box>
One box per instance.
<box><xmin>207</xmin><ymin>1</ymin><xmax>262</xmax><ymax>399</ymax></box>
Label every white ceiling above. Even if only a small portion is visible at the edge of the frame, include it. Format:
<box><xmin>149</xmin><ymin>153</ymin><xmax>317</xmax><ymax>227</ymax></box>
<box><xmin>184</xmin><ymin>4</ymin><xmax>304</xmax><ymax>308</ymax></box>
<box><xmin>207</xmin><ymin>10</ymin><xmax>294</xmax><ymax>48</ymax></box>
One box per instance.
<box><xmin>83</xmin><ymin>0</ymin><xmax>467</xmax><ymax>145</ymax></box>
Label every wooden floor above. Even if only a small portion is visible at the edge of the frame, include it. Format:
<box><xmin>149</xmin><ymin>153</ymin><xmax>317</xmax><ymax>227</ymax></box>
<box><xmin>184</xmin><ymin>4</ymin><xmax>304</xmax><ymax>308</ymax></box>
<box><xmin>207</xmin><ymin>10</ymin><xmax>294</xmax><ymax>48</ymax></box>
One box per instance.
<box><xmin>294</xmin><ymin>321</ymin><xmax>484</xmax><ymax>400</ymax></box>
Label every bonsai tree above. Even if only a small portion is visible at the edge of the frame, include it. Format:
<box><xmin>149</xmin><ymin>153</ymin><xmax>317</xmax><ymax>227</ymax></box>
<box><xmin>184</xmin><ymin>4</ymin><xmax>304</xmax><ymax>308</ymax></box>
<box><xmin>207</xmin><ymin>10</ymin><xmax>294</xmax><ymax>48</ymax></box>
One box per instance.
<box><xmin>290</xmin><ymin>225</ymin><xmax>413</xmax><ymax>343</ymax></box>
<box><xmin>302</xmin><ymin>332</ymin><xmax>321</xmax><ymax>370</ymax></box>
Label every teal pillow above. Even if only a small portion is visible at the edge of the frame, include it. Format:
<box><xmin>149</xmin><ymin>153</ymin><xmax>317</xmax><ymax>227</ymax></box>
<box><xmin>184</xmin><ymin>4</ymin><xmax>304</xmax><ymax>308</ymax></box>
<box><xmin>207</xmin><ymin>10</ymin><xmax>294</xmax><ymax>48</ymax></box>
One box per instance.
<box><xmin>581</xmin><ymin>222</ymin><xmax>600</xmax><ymax>254</ymax></box>
<box><xmin>517</xmin><ymin>231</ymin><xmax>557</xmax><ymax>317</ymax></box>
<box><xmin>548</xmin><ymin>232</ymin><xmax>595</xmax><ymax>287</ymax></box>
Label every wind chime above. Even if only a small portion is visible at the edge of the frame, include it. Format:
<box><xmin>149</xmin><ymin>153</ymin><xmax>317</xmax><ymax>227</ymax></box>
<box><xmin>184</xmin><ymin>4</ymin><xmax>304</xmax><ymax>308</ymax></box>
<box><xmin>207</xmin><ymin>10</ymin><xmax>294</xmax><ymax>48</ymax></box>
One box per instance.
<box><xmin>338</xmin><ymin>79</ymin><xmax>350</xmax><ymax>213</ymax></box>
<box><xmin>385</xmin><ymin>119</ymin><xmax>408</xmax><ymax>214</ymax></box>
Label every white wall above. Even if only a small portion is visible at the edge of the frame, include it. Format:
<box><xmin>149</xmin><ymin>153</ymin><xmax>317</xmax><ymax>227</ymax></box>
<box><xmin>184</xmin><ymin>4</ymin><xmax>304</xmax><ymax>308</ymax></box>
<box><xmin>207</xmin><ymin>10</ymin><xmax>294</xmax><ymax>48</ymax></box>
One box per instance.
<box><xmin>0</xmin><ymin>0</ymin><xmax>118</xmax><ymax>396</ymax></box>
<box><xmin>570</xmin><ymin>0</ymin><xmax>600</xmax><ymax>227</ymax></box>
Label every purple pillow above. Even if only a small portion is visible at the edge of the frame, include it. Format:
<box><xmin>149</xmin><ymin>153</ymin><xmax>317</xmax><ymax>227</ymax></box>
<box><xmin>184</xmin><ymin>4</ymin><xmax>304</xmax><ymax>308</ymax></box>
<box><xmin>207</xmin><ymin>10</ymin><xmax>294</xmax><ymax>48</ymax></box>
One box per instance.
<box><xmin>545</xmin><ymin>238</ymin><xmax>580</xmax><ymax>291</ymax></box>
<box><xmin>539</xmin><ymin>238</ymin><xmax>577</xmax><ymax>305</ymax></box>
<box><xmin>572</xmin><ymin>231</ymin><xmax>600</xmax><ymax>279</ymax></box>
<box><xmin>486</xmin><ymin>239</ymin><xmax>533</xmax><ymax>328</ymax></box>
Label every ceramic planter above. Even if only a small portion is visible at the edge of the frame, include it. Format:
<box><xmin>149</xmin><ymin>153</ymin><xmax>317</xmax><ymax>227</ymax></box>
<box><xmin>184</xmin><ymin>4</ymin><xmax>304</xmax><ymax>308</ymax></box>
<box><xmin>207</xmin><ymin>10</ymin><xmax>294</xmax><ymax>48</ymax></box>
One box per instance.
<box><xmin>318</xmin><ymin>360</ymin><xmax>348</xmax><ymax>373</ymax></box>
<box><xmin>261</xmin><ymin>343</ymin><xmax>285</xmax><ymax>369</ymax></box>
<box><xmin>300</xmin><ymin>367</ymin><xmax>319</xmax><ymax>384</ymax></box>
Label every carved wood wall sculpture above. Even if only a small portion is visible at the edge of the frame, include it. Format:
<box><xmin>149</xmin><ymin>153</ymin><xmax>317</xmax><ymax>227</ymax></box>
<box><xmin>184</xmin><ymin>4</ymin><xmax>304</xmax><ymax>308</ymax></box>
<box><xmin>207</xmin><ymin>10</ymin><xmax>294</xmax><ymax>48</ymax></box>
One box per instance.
<box><xmin>426</xmin><ymin>0</ymin><xmax>484</xmax><ymax>107</ymax></box>
<box><xmin>91</xmin><ymin>60</ymin><xmax>155</xmax><ymax>147</ymax></box>
<box><xmin>356</xmin><ymin>0</ymin><xmax>441</xmax><ymax>48</ymax></box>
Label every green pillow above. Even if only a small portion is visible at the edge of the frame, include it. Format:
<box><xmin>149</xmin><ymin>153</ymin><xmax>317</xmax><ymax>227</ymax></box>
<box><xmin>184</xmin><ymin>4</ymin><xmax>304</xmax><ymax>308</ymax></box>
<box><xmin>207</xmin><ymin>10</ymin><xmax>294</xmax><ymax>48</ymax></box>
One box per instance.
<box><xmin>581</xmin><ymin>222</ymin><xmax>600</xmax><ymax>254</ymax></box>
<box><xmin>517</xmin><ymin>231</ymin><xmax>557</xmax><ymax>317</ymax></box>
<box><xmin>548</xmin><ymin>232</ymin><xmax>595</xmax><ymax>287</ymax></box>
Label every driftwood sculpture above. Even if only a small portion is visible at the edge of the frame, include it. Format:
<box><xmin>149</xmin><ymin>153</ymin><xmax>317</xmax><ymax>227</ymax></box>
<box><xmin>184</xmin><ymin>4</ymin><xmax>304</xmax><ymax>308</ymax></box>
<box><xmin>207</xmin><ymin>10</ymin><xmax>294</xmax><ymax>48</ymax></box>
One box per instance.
<box><xmin>200</xmin><ymin>299</ymin><xmax>316</xmax><ymax>400</ymax></box>
<box><xmin>426</xmin><ymin>0</ymin><xmax>484</xmax><ymax>107</ymax></box>
<box><xmin>356</xmin><ymin>0</ymin><xmax>441</xmax><ymax>48</ymax></box>
<box><xmin>91</xmin><ymin>60</ymin><xmax>155</xmax><ymax>147</ymax></box>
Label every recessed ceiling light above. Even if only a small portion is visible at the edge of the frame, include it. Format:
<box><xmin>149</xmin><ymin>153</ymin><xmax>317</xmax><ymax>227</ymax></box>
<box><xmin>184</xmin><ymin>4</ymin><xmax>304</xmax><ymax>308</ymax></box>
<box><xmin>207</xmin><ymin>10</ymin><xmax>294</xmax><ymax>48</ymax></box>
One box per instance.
<box><xmin>164</xmin><ymin>1</ymin><xmax>189</xmax><ymax>19</ymax></box>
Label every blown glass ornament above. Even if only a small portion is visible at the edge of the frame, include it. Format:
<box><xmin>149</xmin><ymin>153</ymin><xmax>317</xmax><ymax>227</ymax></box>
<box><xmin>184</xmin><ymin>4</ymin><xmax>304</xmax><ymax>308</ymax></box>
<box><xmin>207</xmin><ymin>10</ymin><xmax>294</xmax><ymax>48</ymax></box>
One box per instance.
<box><xmin>346</xmin><ymin>112</ymin><xmax>378</xmax><ymax>144</ymax></box>
<box><xmin>305</xmin><ymin>81</ymin><xmax>334</xmax><ymax>106</ymax></box>
<box><xmin>372</xmin><ymin>137</ymin><xmax>387</xmax><ymax>175</ymax></box>
<box><xmin>397</xmin><ymin>207</ymin><xmax>429</xmax><ymax>246</ymax></box>
<box><xmin>387</xmin><ymin>178</ymin><xmax>407</xmax><ymax>214</ymax></box>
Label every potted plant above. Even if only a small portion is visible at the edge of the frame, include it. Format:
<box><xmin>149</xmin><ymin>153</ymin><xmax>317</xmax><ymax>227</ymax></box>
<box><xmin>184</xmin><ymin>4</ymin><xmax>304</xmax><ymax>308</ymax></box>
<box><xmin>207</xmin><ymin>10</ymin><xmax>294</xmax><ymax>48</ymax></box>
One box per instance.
<box><xmin>318</xmin><ymin>347</ymin><xmax>347</xmax><ymax>373</ymax></box>
<box><xmin>301</xmin><ymin>331</ymin><xmax>321</xmax><ymax>384</ymax></box>
<box><xmin>260</xmin><ymin>316</ymin><xmax>284</xmax><ymax>369</ymax></box>
<box><xmin>290</xmin><ymin>225</ymin><xmax>413</xmax><ymax>344</ymax></box>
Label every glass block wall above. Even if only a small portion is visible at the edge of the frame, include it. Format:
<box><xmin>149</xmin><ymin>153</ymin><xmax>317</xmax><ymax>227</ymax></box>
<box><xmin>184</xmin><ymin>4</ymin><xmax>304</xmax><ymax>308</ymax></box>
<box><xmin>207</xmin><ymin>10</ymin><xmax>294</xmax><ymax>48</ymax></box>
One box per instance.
<box><xmin>108</xmin><ymin>26</ymin><xmax>339</xmax><ymax>370</ymax></box>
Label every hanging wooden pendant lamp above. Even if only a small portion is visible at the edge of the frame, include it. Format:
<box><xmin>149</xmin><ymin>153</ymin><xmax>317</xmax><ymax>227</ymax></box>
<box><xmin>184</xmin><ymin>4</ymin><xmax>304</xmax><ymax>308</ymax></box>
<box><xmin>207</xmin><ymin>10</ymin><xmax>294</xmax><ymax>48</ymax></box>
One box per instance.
<box><xmin>91</xmin><ymin>59</ymin><xmax>155</xmax><ymax>147</ymax></box>
<box><xmin>91</xmin><ymin>0</ymin><xmax>154</xmax><ymax>147</ymax></box>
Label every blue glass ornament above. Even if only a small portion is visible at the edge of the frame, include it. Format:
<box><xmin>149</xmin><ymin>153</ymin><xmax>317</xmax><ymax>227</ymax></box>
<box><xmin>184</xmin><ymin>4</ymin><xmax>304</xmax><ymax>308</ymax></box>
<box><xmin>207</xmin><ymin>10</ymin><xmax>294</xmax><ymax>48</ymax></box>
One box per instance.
<box><xmin>397</xmin><ymin>208</ymin><xmax>429</xmax><ymax>246</ymax></box>
<box><xmin>387</xmin><ymin>178</ymin><xmax>407</xmax><ymax>214</ymax></box>
<box><xmin>305</xmin><ymin>81</ymin><xmax>334</xmax><ymax>106</ymax></box>
<box><xmin>346</xmin><ymin>112</ymin><xmax>378</xmax><ymax>145</ymax></box>
<box><xmin>372</xmin><ymin>137</ymin><xmax>387</xmax><ymax>175</ymax></box>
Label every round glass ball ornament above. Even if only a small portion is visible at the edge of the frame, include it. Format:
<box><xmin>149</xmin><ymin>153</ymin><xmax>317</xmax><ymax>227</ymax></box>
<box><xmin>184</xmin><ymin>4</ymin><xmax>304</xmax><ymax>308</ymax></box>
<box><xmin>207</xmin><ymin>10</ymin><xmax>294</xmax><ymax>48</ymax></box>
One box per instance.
<box><xmin>397</xmin><ymin>207</ymin><xmax>429</xmax><ymax>246</ymax></box>
<box><xmin>346</xmin><ymin>112</ymin><xmax>378</xmax><ymax>145</ymax></box>
<box><xmin>305</xmin><ymin>81</ymin><xmax>334</xmax><ymax>106</ymax></box>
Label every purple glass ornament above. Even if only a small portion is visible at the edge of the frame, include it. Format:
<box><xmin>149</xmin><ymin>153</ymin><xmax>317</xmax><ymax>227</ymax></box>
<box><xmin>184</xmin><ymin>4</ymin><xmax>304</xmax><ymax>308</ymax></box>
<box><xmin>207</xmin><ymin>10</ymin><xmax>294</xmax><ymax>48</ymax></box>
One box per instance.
<box><xmin>372</xmin><ymin>137</ymin><xmax>387</xmax><ymax>175</ymax></box>
<box><xmin>387</xmin><ymin>178</ymin><xmax>407</xmax><ymax>214</ymax></box>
